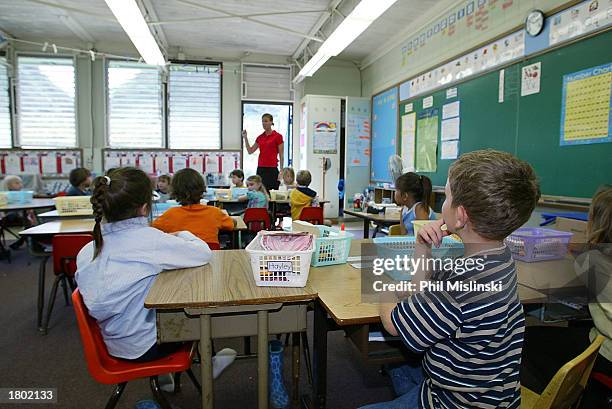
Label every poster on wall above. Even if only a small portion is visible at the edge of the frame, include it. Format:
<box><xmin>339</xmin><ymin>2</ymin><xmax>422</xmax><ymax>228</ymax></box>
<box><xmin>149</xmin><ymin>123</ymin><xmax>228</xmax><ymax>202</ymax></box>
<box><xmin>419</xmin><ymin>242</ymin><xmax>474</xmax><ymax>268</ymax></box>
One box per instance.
<box><xmin>560</xmin><ymin>62</ymin><xmax>612</xmax><ymax>146</ymax></box>
<box><xmin>521</xmin><ymin>62</ymin><xmax>541</xmax><ymax>96</ymax></box>
<box><xmin>401</xmin><ymin>112</ymin><xmax>416</xmax><ymax>172</ymax></box>
<box><xmin>347</xmin><ymin>114</ymin><xmax>370</xmax><ymax>167</ymax></box>
<box><xmin>312</xmin><ymin>121</ymin><xmax>338</xmax><ymax>154</ymax></box>
<box><xmin>416</xmin><ymin>109</ymin><xmax>439</xmax><ymax>172</ymax></box>
<box><xmin>549</xmin><ymin>0</ymin><xmax>612</xmax><ymax>47</ymax></box>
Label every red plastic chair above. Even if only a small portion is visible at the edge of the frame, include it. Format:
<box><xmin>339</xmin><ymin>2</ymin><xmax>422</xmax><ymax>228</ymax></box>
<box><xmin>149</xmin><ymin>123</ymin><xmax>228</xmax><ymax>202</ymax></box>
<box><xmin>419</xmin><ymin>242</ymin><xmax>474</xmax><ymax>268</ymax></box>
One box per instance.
<box><xmin>299</xmin><ymin>207</ymin><xmax>324</xmax><ymax>225</ymax></box>
<box><xmin>206</xmin><ymin>242</ymin><xmax>221</xmax><ymax>250</ymax></box>
<box><xmin>243</xmin><ymin>208</ymin><xmax>271</xmax><ymax>233</ymax></box>
<box><xmin>55</xmin><ymin>191</ymin><xmax>68</xmax><ymax>197</ymax></box>
<box><xmin>592</xmin><ymin>371</ymin><xmax>612</xmax><ymax>389</ymax></box>
<box><xmin>40</xmin><ymin>234</ymin><xmax>93</xmax><ymax>334</ymax></box>
<box><xmin>72</xmin><ymin>289</ymin><xmax>200</xmax><ymax>409</ymax></box>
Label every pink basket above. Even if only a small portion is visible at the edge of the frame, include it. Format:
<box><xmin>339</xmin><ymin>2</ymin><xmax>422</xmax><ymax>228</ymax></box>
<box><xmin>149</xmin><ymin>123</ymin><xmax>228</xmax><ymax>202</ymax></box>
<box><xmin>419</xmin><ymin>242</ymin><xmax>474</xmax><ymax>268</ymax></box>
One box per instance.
<box><xmin>505</xmin><ymin>227</ymin><xmax>573</xmax><ymax>262</ymax></box>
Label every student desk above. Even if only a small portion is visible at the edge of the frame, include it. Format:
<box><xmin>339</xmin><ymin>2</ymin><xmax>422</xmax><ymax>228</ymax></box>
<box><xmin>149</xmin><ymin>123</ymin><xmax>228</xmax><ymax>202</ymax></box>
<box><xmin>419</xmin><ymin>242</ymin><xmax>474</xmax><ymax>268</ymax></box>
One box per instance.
<box><xmin>343</xmin><ymin>209</ymin><xmax>400</xmax><ymax>238</ymax></box>
<box><xmin>19</xmin><ymin>217</ymin><xmax>247</xmax><ymax>332</ymax></box>
<box><xmin>303</xmin><ymin>240</ymin><xmax>556</xmax><ymax>409</ymax></box>
<box><xmin>145</xmin><ymin>250</ymin><xmax>318</xmax><ymax>409</ymax></box>
<box><xmin>38</xmin><ymin>209</ymin><xmax>94</xmax><ymax>219</ymax></box>
<box><xmin>0</xmin><ymin>198</ymin><xmax>56</xmax><ymax>212</ymax></box>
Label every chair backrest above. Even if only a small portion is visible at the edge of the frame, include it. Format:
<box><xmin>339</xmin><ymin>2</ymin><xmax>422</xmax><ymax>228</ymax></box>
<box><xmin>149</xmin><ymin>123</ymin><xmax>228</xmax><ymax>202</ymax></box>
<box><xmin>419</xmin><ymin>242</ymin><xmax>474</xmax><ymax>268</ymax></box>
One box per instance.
<box><xmin>299</xmin><ymin>207</ymin><xmax>323</xmax><ymax>225</ymax></box>
<box><xmin>206</xmin><ymin>242</ymin><xmax>221</xmax><ymax>250</ymax></box>
<box><xmin>72</xmin><ymin>289</ymin><xmax>119</xmax><ymax>384</ymax></box>
<box><xmin>531</xmin><ymin>335</ymin><xmax>604</xmax><ymax>409</ymax></box>
<box><xmin>388</xmin><ymin>224</ymin><xmax>402</xmax><ymax>236</ymax></box>
<box><xmin>52</xmin><ymin>234</ymin><xmax>93</xmax><ymax>276</ymax></box>
<box><xmin>243</xmin><ymin>208</ymin><xmax>270</xmax><ymax>232</ymax></box>
<box><xmin>55</xmin><ymin>191</ymin><xmax>68</xmax><ymax>197</ymax></box>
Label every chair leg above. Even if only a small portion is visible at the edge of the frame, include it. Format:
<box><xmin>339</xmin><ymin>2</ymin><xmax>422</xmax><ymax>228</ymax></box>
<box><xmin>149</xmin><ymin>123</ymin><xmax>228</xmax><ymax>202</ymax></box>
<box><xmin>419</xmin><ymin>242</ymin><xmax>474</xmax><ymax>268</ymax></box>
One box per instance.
<box><xmin>173</xmin><ymin>372</ymin><xmax>182</xmax><ymax>394</ymax></box>
<box><xmin>104</xmin><ymin>382</ymin><xmax>127</xmax><ymax>409</ymax></box>
<box><xmin>244</xmin><ymin>336</ymin><xmax>251</xmax><ymax>355</ymax></box>
<box><xmin>150</xmin><ymin>376</ymin><xmax>173</xmax><ymax>409</ymax></box>
<box><xmin>61</xmin><ymin>276</ymin><xmax>70</xmax><ymax>306</ymax></box>
<box><xmin>36</xmin><ymin>255</ymin><xmax>49</xmax><ymax>330</ymax></box>
<box><xmin>292</xmin><ymin>332</ymin><xmax>300</xmax><ymax>403</ymax></box>
<box><xmin>301</xmin><ymin>331</ymin><xmax>313</xmax><ymax>385</ymax></box>
<box><xmin>186</xmin><ymin>368</ymin><xmax>202</xmax><ymax>395</ymax></box>
<box><xmin>40</xmin><ymin>275</ymin><xmax>61</xmax><ymax>335</ymax></box>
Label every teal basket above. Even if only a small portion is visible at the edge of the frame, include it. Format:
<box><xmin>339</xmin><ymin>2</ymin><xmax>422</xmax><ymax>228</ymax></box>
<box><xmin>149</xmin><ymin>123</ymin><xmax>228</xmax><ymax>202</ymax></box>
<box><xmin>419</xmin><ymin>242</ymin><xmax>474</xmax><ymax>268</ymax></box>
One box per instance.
<box><xmin>4</xmin><ymin>190</ymin><xmax>34</xmax><ymax>204</ymax></box>
<box><xmin>311</xmin><ymin>226</ymin><xmax>352</xmax><ymax>267</ymax></box>
<box><xmin>372</xmin><ymin>236</ymin><xmax>464</xmax><ymax>281</ymax></box>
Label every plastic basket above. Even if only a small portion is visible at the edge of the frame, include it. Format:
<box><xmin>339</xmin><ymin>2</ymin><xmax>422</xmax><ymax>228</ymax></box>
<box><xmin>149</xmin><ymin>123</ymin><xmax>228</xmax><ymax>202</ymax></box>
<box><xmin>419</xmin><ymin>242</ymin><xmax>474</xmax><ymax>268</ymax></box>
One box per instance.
<box><xmin>311</xmin><ymin>226</ymin><xmax>352</xmax><ymax>267</ymax></box>
<box><xmin>0</xmin><ymin>192</ymin><xmax>7</xmax><ymax>207</ymax></box>
<box><xmin>152</xmin><ymin>201</ymin><xmax>180</xmax><ymax>219</ymax></box>
<box><xmin>372</xmin><ymin>236</ymin><xmax>464</xmax><ymax>281</ymax></box>
<box><xmin>215</xmin><ymin>188</ymin><xmax>231</xmax><ymax>200</ymax></box>
<box><xmin>270</xmin><ymin>190</ymin><xmax>289</xmax><ymax>201</ymax></box>
<box><xmin>232</xmin><ymin>187</ymin><xmax>248</xmax><ymax>199</ymax></box>
<box><xmin>53</xmin><ymin>196</ymin><xmax>93</xmax><ymax>215</ymax></box>
<box><xmin>505</xmin><ymin>227</ymin><xmax>572</xmax><ymax>262</ymax></box>
<box><xmin>4</xmin><ymin>190</ymin><xmax>34</xmax><ymax>204</ymax></box>
<box><xmin>245</xmin><ymin>232</ymin><xmax>314</xmax><ymax>287</ymax></box>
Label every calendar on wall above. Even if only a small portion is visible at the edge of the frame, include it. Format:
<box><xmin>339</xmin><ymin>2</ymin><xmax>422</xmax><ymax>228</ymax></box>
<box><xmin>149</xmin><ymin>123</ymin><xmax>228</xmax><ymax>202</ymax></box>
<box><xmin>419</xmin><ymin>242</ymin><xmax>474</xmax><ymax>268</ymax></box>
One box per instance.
<box><xmin>0</xmin><ymin>149</ymin><xmax>82</xmax><ymax>177</ymax></box>
<box><xmin>102</xmin><ymin>149</ymin><xmax>242</xmax><ymax>186</ymax></box>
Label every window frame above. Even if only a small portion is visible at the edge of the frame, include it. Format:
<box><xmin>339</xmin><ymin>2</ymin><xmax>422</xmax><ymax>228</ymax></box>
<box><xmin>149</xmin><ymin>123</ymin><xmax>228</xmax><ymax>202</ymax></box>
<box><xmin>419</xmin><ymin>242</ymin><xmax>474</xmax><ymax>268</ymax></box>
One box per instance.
<box><xmin>15</xmin><ymin>52</ymin><xmax>78</xmax><ymax>149</ymax></box>
<box><xmin>0</xmin><ymin>52</ymin><xmax>14</xmax><ymax>148</ymax></box>
<box><xmin>104</xmin><ymin>58</ymin><xmax>223</xmax><ymax>150</ymax></box>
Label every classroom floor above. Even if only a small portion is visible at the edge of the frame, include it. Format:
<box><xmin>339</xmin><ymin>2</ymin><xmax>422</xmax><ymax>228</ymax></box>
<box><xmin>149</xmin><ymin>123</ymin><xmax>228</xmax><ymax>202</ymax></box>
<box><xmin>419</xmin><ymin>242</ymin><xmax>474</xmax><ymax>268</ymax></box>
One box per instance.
<box><xmin>0</xmin><ymin>233</ymin><xmax>395</xmax><ymax>409</ymax></box>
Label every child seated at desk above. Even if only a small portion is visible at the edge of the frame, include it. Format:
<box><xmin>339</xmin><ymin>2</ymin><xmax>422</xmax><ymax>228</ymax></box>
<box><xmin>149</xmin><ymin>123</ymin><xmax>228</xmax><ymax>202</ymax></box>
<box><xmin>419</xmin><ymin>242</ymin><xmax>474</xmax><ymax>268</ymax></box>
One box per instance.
<box><xmin>229</xmin><ymin>169</ymin><xmax>246</xmax><ymax>188</ymax></box>
<box><xmin>152</xmin><ymin>168</ymin><xmax>235</xmax><ymax>248</ymax></box>
<box><xmin>238</xmin><ymin>175</ymin><xmax>269</xmax><ymax>209</ymax></box>
<box><xmin>367</xmin><ymin>150</ymin><xmax>540</xmax><ymax>409</ymax></box>
<box><xmin>279</xmin><ymin>167</ymin><xmax>297</xmax><ymax>190</ymax></box>
<box><xmin>155</xmin><ymin>174</ymin><xmax>171</xmax><ymax>202</ymax></box>
<box><xmin>76</xmin><ymin>167</ymin><xmax>212</xmax><ymax>361</ymax></box>
<box><xmin>290</xmin><ymin>170</ymin><xmax>319</xmax><ymax>220</ymax></box>
<box><xmin>395</xmin><ymin>172</ymin><xmax>436</xmax><ymax>235</ymax></box>
<box><xmin>67</xmin><ymin>167</ymin><xmax>92</xmax><ymax>196</ymax></box>
<box><xmin>1</xmin><ymin>175</ymin><xmax>34</xmax><ymax>250</ymax></box>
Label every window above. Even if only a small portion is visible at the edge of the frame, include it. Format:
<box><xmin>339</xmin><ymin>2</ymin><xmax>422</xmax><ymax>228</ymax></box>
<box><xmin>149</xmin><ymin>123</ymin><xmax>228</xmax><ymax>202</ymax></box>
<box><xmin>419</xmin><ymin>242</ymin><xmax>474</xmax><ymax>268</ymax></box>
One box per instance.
<box><xmin>241</xmin><ymin>63</ymin><xmax>293</xmax><ymax>102</ymax></box>
<box><xmin>107</xmin><ymin>61</ymin><xmax>163</xmax><ymax>148</ymax></box>
<box><xmin>17</xmin><ymin>56</ymin><xmax>76</xmax><ymax>148</ymax></box>
<box><xmin>168</xmin><ymin>64</ymin><xmax>221</xmax><ymax>149</ymax></box>
<box><xmin>0</xmin><ymin>57</ymin><xmax>11</xmax><ymax>148</ymax></box>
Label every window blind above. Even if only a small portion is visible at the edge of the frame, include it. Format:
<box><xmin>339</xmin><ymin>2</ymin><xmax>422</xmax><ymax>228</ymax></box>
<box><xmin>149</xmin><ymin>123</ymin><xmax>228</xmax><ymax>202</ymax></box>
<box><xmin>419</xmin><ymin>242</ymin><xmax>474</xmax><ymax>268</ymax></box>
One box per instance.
<box><xmin>168</xmin><ymin>64</ymin><xmax>221</xmax><ymax>149</ymax></box>
<box><xmin>17</xmin><ymin>56</ymin><xmax>76</xmax><ymax>148</ymax></box>
<box><xmin>107</xmin><ymin>60</ymin><xmax>163</xmax><ymax>148</ymax></box>
<box><xmin>242</xmin><ymin>64</ymin><xmax>293</xmax><ymax>102</ymax></box>
<box><xmin>0</xmin><ymin>57</ymin><xmax>10</xmax><ymax>148</ymax></box>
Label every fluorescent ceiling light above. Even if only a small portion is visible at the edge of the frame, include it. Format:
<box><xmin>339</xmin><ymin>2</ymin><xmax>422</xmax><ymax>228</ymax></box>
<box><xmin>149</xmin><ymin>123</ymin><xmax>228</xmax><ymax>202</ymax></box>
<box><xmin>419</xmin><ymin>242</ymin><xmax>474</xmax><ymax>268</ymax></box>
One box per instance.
<box><xmin>104</xmin><ymin>0</ymin><xmax>166</xmax><ymax>66</ymax></box>
<box><xmin>295</xmin><ymin>0</ymin><xmax>397</xmax><ymax>81</ymax></box>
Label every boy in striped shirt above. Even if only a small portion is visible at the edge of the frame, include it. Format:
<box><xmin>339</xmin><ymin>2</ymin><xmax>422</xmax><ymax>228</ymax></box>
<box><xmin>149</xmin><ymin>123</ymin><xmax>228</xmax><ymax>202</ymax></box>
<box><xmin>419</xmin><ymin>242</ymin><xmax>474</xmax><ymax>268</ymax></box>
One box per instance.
<box><xmin>363</xmin><ymin>150</ymin><xmax>540</xmax><ymax>409</ymax></box>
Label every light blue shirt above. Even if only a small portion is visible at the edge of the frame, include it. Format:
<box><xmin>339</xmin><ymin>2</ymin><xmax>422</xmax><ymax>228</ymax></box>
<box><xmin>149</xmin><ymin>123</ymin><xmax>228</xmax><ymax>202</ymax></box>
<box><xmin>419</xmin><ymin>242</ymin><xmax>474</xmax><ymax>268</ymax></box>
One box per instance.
<box><xmin>247</xmin><ymin>190</ymin><xmax>268</xmax><ymax>208</ymax></box>
<box><xmin>401</xmin><ymin>201</ymin><xmax>436</xmax><ymax>235</ymax></box>
<box><xmin>75</xmin><ymin>217</ymin><xmax>212</xmax><ymax>359</ymax></box>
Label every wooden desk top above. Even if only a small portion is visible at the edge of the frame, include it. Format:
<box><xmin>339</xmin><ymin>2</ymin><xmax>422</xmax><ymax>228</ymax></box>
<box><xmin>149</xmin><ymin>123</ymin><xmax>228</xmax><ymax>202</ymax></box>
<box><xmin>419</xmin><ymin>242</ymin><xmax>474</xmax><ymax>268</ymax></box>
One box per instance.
<box><xmin>308</xmin><ymin>240</ymin><xmax>549</xmax><ymax>326</ymax></box>
<box><xmin>38</xmin><ymin>209</ymin><xmax>94</xmax><ymax>219</ymax></box>
<box><xmin>0</xmin><ymin>198</ymin><xmax>55</xmax><ymax>211</ymax></box>
<box><xmin>145</xmin><ymin>250</ymin><xmax>318</xmax><ymax>309</ymax></box>
<box><xmin>20</xmin><ymin>216</ymin><xmax>246</xmax><ymax>235</ymax></box>
<box><xmin>343</xmin><ymin>209</ymin><xmax>400</xmax><ymax>224</ymax></box>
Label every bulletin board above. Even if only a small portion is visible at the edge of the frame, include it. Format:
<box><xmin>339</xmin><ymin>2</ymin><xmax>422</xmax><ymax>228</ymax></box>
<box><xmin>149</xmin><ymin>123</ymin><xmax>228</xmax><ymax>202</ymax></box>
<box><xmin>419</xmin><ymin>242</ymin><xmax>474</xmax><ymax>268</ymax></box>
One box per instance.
<box><xmin>0</xmin><ymin>149</ymin><xmax>82</xmax><ymax>177</ymax></box>
<box><xmin>370</xmin><ymin>87</ymin><xmax>398</xmax><ymax>184</ymax></box>
<box><xmin>102</xmin><ymin>149</ymin><xmax>241</xmax><ymax>186</ymax></box>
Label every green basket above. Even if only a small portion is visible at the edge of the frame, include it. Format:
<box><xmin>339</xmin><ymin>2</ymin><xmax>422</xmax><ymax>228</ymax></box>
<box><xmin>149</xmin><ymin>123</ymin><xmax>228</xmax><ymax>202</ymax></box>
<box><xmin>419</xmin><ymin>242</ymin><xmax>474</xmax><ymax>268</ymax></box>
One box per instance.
<box><xmin>311</xmin><ymin>226</ymin><xmax>352</xmax><ymax>267</ymax></box>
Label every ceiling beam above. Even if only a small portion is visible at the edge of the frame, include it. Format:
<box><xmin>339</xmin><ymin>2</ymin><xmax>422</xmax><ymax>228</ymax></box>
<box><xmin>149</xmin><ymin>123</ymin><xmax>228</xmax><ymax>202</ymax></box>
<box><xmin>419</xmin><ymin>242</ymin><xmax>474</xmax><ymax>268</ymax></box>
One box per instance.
<box><xmin>291</xmin><ymin>0</ymin><xmax>343</xmax><ymax>60</ymax></box>
<box><xmin>150</xmin><ymin>9</ymin><xmax>328</xmax><ymax>25</ymax></box>
<box><xmin>138</xmin><ymin>0</ymin><xmax>168</xmax><ymax>52</ymax></box>
<box><xmin>175</xmin><ymin>0</ymin><xmax>323</xmax><ymax>42</ymax></box>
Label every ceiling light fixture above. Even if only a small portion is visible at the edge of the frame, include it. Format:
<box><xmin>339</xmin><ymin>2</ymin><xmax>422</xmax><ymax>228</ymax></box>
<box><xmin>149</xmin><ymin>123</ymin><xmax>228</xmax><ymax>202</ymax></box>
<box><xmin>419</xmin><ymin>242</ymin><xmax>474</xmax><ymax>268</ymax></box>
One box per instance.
<box><xmin>104</xmin><ymin>0</ymin><xmax>166</xmax><ymax>66</ymax></box>
<box><xmin>294</xmin><ymin>0</ymin><xmax>397</xmax><ymax>82</ymax></box>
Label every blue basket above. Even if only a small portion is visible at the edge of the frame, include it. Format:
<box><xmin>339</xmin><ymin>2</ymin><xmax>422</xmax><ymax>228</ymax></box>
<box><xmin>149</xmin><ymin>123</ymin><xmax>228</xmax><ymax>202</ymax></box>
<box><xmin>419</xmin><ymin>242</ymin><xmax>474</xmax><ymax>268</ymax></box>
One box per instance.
<box><xmin>311</xmin><ymin>226</ymin><xmax>352</xmax><ymax>267</ymax></box>
<box><xmin>232</xmin><ymin>187</ymin><xmax>249</xmax><ymax>199</ymax></box>
<box><xmin>152</xmin><ymin>201</ymin><xmax>180</xmax><ymax>218</ymax></box>
<box><xmin>372</xmin><ymin>236</ymin><xmax>464</xmax><ymax>281</ymax></box>
<box><xmin>4</xmin><ymin>190</ymin><xmax>34</xmax><ymax>204</ymax></box>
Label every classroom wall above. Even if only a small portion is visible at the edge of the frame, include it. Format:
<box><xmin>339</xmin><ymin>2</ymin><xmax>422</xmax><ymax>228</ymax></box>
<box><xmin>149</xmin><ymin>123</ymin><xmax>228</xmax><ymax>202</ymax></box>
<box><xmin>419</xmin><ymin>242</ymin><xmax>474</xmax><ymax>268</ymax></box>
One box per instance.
<box><xmin>361</xmin><ymin>0</ymin><xmax>567</xmax><ymax>97</ymax></box>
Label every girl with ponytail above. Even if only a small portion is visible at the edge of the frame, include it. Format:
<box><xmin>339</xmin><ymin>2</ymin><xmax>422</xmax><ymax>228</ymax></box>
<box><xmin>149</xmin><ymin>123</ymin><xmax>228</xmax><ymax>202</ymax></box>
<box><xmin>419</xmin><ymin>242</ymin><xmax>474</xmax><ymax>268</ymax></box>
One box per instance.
<box><xmin>76</xmin><ymin>167</ymin><xmax>213</xmax><ymax>361</ymax></box>
<box><xmin>394</xmin><ymin>172</ymin><xmax>436</xmax><ymax>235</ymax></box>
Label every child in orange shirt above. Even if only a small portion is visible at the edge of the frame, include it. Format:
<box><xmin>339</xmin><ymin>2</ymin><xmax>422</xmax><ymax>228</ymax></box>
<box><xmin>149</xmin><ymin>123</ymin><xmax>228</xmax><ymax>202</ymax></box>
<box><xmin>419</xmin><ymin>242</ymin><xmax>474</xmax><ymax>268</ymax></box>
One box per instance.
<box><xmin>152</xmin><ymin>168</ymin><xmax>236</xmax><ymax>248</ymax></box>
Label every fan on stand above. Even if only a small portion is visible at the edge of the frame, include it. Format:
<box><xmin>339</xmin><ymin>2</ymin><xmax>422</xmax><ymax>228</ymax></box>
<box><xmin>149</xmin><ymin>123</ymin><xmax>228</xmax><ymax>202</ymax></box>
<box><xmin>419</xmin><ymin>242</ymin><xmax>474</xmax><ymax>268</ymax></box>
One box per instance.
<box><xmin>320</xmin><ymin>157</ymin><xmax>331</xmax><ymax>201</ymax></box>
<box><xmin>388</xmin><ymin>155</ymin><xmax>404</xmax><ymax>185</ymax></box>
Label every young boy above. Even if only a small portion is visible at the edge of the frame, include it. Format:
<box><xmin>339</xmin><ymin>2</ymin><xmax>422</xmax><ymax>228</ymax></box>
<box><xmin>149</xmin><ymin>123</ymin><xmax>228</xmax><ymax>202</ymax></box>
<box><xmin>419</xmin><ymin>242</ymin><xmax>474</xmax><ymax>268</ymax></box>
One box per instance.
<box><xmin>152</xmin><ymin>168</ymin><xmax>236</xmax><ymax>248</ymax></box>
<box><xmin>289</xmin><ymin>170</ymin><xmax>318</xmax><ymax>220</ymax></box>
<box><xmin>67</xmin><ymin>168</ymin><xmax>92</xmax><ymax>196</ymax></box>
<box><xmin>367</xmin><ymin>150</ymin><xmax>540</xmax><ymax>409</ymax></box>
<box><xmin>229</xmin><ymin>169</ymin><xmax>246</xmax><ymax>188</ymax></box>
<box><xmin>155</xmin><ymin>174</ymin><xmax>171</xmax><ymax>202</ymax></box>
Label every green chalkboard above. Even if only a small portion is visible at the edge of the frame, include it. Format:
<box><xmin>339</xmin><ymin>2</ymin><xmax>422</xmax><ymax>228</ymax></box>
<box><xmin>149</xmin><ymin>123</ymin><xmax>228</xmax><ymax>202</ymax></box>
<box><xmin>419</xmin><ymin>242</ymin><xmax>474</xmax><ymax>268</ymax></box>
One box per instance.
<box><xmin>399</xmin><ymin>29</ymin><xmax>612</xmax><ymax>199</ymax></box>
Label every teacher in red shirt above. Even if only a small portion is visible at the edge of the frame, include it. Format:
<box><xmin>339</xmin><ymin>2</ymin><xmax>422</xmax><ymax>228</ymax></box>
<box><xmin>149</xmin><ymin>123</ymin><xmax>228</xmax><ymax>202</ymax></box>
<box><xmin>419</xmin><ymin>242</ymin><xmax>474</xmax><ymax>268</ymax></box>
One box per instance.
<box><xmin>242</xmin><ymin>113</ymin><xmax>284</xmax><ymax>192</ymax></box>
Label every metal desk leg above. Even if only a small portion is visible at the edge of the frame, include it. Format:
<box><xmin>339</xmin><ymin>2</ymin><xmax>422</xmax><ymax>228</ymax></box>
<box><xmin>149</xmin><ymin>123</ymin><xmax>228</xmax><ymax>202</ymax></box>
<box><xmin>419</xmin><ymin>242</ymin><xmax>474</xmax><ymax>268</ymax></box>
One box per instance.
<box><xmin>363</xmin><ymin>219</ymin><xmax>369</xmax><ymax>239</ymax></box>
<box><xmin>37</xmin><ymin>255</ymin><xmax>50</xmax><ymax>330</ymax></box>
<box><xmin>200</xmin><ymin>314</ymin><xmax>213</xmax><ymax>409</ymax></box>
<box><xmin>307</xmin><ymin>300</ymin><xmax>328</xmax><ymax>409</ymax></box>
<box><xmin>258</xmin><ymin>310</ymin><xmax>269</xmax><ymax>409</ymax></box>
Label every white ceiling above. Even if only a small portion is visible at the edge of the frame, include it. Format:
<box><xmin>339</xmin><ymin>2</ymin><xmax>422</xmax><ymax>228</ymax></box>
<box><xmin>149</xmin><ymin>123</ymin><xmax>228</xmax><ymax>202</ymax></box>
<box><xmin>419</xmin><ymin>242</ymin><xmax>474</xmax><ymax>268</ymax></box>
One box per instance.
<box><xmin>0</xmin><ymin>0</ymin><xmax>456</xmax><ymax>63</ymax></box>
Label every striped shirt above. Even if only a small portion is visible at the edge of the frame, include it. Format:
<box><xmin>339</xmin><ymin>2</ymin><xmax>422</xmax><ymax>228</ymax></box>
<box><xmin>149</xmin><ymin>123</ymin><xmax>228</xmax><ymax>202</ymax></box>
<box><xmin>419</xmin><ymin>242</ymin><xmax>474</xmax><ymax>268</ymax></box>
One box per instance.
<box><xmin>392</xmin><ymin>245</ymin><xmax>524</xmax><ymax>408</ymax></box>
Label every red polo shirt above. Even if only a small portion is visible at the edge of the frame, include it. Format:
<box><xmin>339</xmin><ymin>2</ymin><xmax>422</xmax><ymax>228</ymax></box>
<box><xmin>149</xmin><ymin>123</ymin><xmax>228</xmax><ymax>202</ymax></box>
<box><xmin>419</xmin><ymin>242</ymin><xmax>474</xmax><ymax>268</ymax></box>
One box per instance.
<box><xmin>256</xmin><ymin>130</ymin><xmax>283</xmax><ymax>167</ymax></box>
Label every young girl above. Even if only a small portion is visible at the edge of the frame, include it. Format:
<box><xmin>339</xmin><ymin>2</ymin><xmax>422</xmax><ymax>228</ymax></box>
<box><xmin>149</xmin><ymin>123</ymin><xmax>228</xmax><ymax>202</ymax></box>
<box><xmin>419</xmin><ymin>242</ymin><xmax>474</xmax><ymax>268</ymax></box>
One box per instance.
<box><xmin>279</xmin><ymin>167</ymin><xmax>296</xmax><ymax>190</ymax></box>
<box><xmin>152</xmin><ymin>168</ymin><xmax>235</xmax><ymax>248</ymax></box>
<box><xmin>155</xmin><ymin>174</ymin><xmax>172</xmax><ymax>202</ymax></box>
<box><xmin>2</xmin><ymin>175</ymin><xmax>32</xmax><ymax>250</ymax></box>
<box><xmin>75</xmin><ymin>167</ymin><xmax>213</xmax><ymax>362</ymax></box>
<box><xmin>2</xmin><ymin>175</ymin><xmax>23</xmax><ymax>191</ymax></box>
<box><xmin>239</xmin><ymin>175</ymin><xmax>269</xmax><ymax>208</ymax></box>
<box><xmin>394</xmin><ymin>172</ymin><xmax>436</xmax><ymax>235</ymax></box>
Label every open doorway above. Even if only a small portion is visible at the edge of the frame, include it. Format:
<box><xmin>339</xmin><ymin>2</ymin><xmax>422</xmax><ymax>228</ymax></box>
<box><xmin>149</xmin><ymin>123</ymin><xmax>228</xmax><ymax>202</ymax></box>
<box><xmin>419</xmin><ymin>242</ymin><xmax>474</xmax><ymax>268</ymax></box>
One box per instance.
<box><xmin>241</xmin><ymin>102</ymin><xmax>292</xmax><ymax>179</ymax></box>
